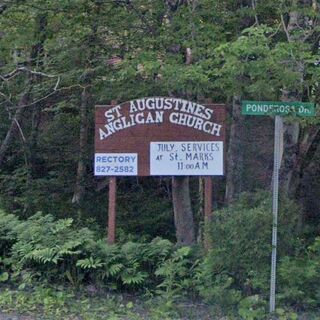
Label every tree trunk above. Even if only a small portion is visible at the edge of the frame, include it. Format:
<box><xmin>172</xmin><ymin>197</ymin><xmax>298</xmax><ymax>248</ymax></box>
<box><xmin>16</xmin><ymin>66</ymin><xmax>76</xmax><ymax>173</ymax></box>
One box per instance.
<box><xmin>172</xmin><ymin>176</ymin><xmax>195</xmax><ymax>246</ymax></box>
<box><xmin>72</xmin><ymin>88</ymin><xmax>89</xmax><ymax>205</ymax></box>
<box><xmin>72</xmin><ymin>1</ymin><xmax>100</xmax><ymax>206</ymax></box>
<box><xmin>164</xmin><ymin>0</ymin><xmax>197</xmax><ymax>245</ymax></box>
<box><xmin>280</xmin><ymin>120</ymin><xmax>300</xmax><ymax>195</ymax></box>
<box><xmin>298</xmin><ymin>134</ymin><xmax>320</xmax><ymax>220</ymax></box>
<box><xmin>225</xmin><ymin>96</ymin><xmax>244</xmax><ymax>204</ymax></box>
<box><xmin>281</xmin><ymin>123</ymin><xmax>320</xmax><ymax>196</ymax></box>
<box><xmin>279</xmin><ymin>88</ymin><xmax>300</xmax><ymax>194</ymax></box>
<box><xmin>27</xmin><ymin>14</ymin><xmax>47</xmax><ymax>176</ymax></box>
<box><xmin>279</xmin><ymin>0</ymin><xmax>315</xmax><ymax>196</ymax></box>
<box><xmin>0</xmin><ymin>13</ymin><xmax>47</xmax><ymax>170</ymax></box>
<box><xmin>28</xmin><ymin>106</ymin><xmax>42</xmax><ymax>177</ymax></box>
<box><xmin>0</xmin><ymin>93</ymin><xmax>29</xmax><ymax>168</ymax></box>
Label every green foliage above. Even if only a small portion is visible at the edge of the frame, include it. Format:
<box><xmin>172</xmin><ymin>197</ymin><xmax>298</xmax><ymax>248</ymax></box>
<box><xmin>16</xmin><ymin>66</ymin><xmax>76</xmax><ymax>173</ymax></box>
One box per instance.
<box><xmin>1</xmin><ymin>0</ymin><xmax>319</xmax><ymax>247</ymax></box>
<box><xmin>155</xmin><ymin>246</ymin><xmax>198</xmax><ymax>300</ymax></box>
<box><xmin>77</xmin><ymin>237</ymin><xmax>175</xmax><ymax>289</ymax></box>
<box><xmin>117</xmin><ymin>183</ymin><xmax>175</xmax><ymax>241</ymax></box>
<box><xmin>278</xmin><ymin>237</ymin><xmax>320</xmax><ymax>308</ymax></box>
<box><xmin>238</xmin><ymin>295</ymin><xmax>267</xmax><ymax>320</ymax></box>
<box><xmin>196</xmin><ymin>271</ymin><xmax>242</xmax><ymax>312</ymax></box>
<box><xmin>0</xmin><ymin>284</ymin><xmax>217</xmax><ymax>320</ymax></box>
<box><xmin>76</xmin><ymin>257</ymin><xmax>104</xmax><ymax>269</ymax></box>
<box><xmin>210</xmin><ymin>23</ymin><xmax>319</xmax><ymax>111</ymax></box>
<box><xmin>274</xmin><ymin>308</ymin><xmax>298</xmax><ymax>320</ymax></box>
<box><xmin>10</xmin><ymin>212</ymin><xmax>95</xmax><ymax>284</ymax></box>
<box><xmin>0</xmin><ymin>286</ymin><xmax>136</xmax><ymax>319</ymax></box>
<box><xmin>0</xmin><ymin>272</ymin><xmax>8</xmax><ymax>282</ymax></box>
<box><xmin>0</xmin><ymin>204</ymin><xmax>319</xmax><ymax>317</ymax></box>
<box><xmin>0</xmin><ymin>210</ymin><xmax>180</xmax><ymax>291</ymax></box>
<box><xmin>0</xmin><ymin>209</ymin><xmax>20</xmax><ymax>255</ymax></box>
<box><xmin>196</xmin><ymin>191</ymin><xmax>301</xmax><ymax>313</ymax></box>
<box><xmin>192</xmin><ymin>191</ymin><xmax>320</xmax><ymax>315</ymax></box>
<box><xmin>0</xmin><ymin>3</ymin><xmax>320</xmax><ymax>318</ymax></box>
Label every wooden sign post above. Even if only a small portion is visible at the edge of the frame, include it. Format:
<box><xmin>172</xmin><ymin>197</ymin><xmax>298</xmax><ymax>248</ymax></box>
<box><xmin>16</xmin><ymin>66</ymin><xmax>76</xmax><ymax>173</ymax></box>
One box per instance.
<box><xmin>107</xmin><ymin>177</ymin><xmax>116</xmax><ymax>244</ymax></box>
<box><xmin>95</xmin><ymin>97</ymin><xmax>226</xmax><ymax>244</ymax></box>
<box><xmin>204</xmin><ymin>177</ymin><xmax>213</xmax><ymax>221</ymax></box>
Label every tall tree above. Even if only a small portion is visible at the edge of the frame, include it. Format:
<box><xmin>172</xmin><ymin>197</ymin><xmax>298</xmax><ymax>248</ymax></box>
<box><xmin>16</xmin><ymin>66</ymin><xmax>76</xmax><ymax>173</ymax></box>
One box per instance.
<box><xmin>279</xmin><ymin>0</ymin><xmax>320</xmax><ymax>197</ymax></box>
<box><xmin>72</xmin><ymin>0</ymin><xmax>102</xmax><ymax>207</ymax></box>
<box><xmin>167</xmin><ymin>1</ymin><xmax>196</xmax><ymax>245</ymax></box>
<box><xmin>225</xmin><ymin>96</ymin><xmax>244</xmax><ymax>204</ymax></box>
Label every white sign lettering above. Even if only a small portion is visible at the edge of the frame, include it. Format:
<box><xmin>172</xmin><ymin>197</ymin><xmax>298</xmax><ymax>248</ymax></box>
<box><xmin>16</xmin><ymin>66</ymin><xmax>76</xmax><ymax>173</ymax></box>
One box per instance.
<box><xmin>98</xmin><ymin>98</ymin><xmax>222</xmax><ymax>140</ymax></box>
<box><xmin>150</xmin><ymin>141</ymin><xmax>223</xmax><ymax>176</ymax></box>
<box><xmin>94</xmin><ymin>153</ymin><xmax>138</xmax><ymax>176</ymax></box>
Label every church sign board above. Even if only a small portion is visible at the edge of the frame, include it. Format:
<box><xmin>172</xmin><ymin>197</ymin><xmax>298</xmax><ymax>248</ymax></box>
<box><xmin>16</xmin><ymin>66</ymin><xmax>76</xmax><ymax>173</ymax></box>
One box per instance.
<box><xmin>95</xmin><ymin>97</ymin><xmax>226</xmax><ymax>176</ymax></box>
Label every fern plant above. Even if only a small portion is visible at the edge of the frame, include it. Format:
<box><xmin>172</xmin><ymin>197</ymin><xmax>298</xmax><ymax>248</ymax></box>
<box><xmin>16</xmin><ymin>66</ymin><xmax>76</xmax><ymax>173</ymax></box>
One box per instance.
<box><xmin>0</xmin><ymin>210</ymin><xmax>20</xmax><ymax>256</ymax></box>
<box><xmin>9</xmin><ymin>213</ymin><xmax>97</xmax><ymax>285</ymax></box>
<box><xmin>76</xmin><ymin>238</ymin><xmax>175</xmax><ymax>290</ymax></box>
<box><xmin>0</xmin><ymin>257</ymin><xmax>9</xmax><ymax>282</ymax></box>
<box><xmin>0</xmin><ymin>210</ymin><xmax>197</xmax><ymax>294</ymax></box>
<box><xmin>155</xmin><ymin>246</ymin><xmax>198</xmax><ymax>300</ymax></box>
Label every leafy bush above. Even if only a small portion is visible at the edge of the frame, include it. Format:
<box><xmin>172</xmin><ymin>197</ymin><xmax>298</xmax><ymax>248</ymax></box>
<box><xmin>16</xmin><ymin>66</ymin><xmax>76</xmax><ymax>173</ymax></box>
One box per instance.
<box><xmin>76</xmin><ymin>237</ymin><xmax>175</xmax><ymax>290</ymax></box>
<box><xmin>278</xmin><ymin>237</ymin><xmax>320</xmax><ymax>309</ymax></box>
<box><xmin>155</xmin><ymin>246</ymin><xmax>198</xmax><ymax>300</ymax></box>
<box><xmin>9</xmin><ymin>212</ymin><xmax>96</xmax><ymax>285</ymax></box>
<box><xmin>195</xmin><ymin>270</ymin><xmax>242</xmax><ymax>312</ymax></box>
<box><xmin>0</xmin><ymin>286</ymin><xmax>132</xmax><ymax>319</ymax></box>
<box><xmin>1</xmin><ymin>197</ymin><xmax>318</xmax><ymax>317</ymax></box>
<box><xmin>196</xmin><ymin>191</ymin><xmax>301</xmax><ymax>311</ymax></box>
<box><xmin>0</xmin><ymin>210</ymin><xmax>192</xmax><ymax>293</ymax></box>
<box><xmin>0</xmin><ymin>209</ymin><xmax>20</xmax><ymax>256</ymax></box>
<box><xmin>238</xmin><ymin>295</ymin><xmax>267</xmax><ymax>320</ymax></box>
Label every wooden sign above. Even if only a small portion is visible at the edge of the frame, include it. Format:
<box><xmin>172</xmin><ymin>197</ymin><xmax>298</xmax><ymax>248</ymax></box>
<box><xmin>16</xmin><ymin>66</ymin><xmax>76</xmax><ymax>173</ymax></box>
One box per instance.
<box><xmin>95</xmin><ymin>97</ymin><xmax>226</xmax><ymax>176</ymax></box>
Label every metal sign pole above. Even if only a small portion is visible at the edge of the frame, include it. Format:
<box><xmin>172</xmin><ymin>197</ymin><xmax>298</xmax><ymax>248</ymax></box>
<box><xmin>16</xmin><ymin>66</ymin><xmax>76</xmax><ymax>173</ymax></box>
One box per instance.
<box><xmin>241</xmin><ymin>99</ymin><xmax>314</xmax><ymax>313</ymax></box>
<box><xmin>269</xmin><ymin>115</ymin><xmax>283</xmax><ymax>313</ymax></box>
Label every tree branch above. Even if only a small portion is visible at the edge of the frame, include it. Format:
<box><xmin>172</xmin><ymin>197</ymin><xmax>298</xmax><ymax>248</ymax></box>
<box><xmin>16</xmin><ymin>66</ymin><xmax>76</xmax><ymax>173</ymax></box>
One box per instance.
<box><xmin>281</xmin><ymin>14</ymin><xmax>291</xmax><ymax>42</ymax></box>
<box><xmin>251</xmin><ymin>0</ymin><xmax>259</xmax><ymax>26</ymax></box>
<box><xmin>6</xmin><ymin>84</ymin><xmax>87</xmax><ymax>110</ymax></box>
<box><xmin>0</xmin><ymin>67</ymin><xmax>59</xmax><ymax>82</ymax></box>
<box><xmin>13</xmin><ymin>118</ymin><xmax>26</xmax><ymax>142</ymax></box>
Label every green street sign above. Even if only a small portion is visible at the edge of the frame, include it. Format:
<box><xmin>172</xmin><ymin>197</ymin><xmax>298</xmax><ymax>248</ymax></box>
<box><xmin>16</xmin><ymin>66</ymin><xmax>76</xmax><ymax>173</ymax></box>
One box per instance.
<box><xmin>241</xmin><ymin>100</ymin><xmax>316</xmax><ymax>117</ymax></box>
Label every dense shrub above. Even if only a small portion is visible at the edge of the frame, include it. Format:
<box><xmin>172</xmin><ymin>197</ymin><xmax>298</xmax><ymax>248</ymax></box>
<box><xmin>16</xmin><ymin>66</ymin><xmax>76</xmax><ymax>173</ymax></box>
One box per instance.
<box><xmin>78</xmin><ymin>237</ymin><xmax>176</xmax><ymax>289</ymax></box>
<box><xmin>0</xmin><ymin>194</ymin><xmax>319</xmax><ymax>316</ymax></box>
<box><xmin>278</xmin><ymin>236</ymin><xmax>320</xmax><ymax>309</ymax></box>
<box><xmin>0</xmin><ymin>209</ymin><xmax>20</xmax><ymax>256</ymax></box>
<box><xmin>8</xmin><ymin>212</ymin><xmax>97</xmax><ymax>285</ymax></box>
<box><xmin>196</xmin><ymin>191</ymin><xmax>301</xmax><ymax>311</ymax></box>
<box><xmin>0</xmin><ymin>210</ymin><xmax>197</xmax><ymax>294</ymax></box>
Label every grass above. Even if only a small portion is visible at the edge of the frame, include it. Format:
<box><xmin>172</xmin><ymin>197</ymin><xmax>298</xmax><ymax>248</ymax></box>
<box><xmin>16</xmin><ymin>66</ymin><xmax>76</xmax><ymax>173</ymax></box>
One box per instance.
<box><xmin>0</xmin><ymin>285</ymin><xmax>319</xmax><ymax>320</ymax></box>
<box><xmin>0</xmin><ymin>285</ymin><xmax>212</xmax><ymax>320</ymax></box>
